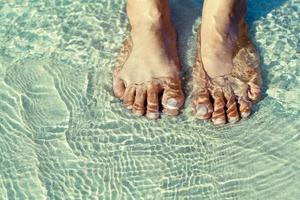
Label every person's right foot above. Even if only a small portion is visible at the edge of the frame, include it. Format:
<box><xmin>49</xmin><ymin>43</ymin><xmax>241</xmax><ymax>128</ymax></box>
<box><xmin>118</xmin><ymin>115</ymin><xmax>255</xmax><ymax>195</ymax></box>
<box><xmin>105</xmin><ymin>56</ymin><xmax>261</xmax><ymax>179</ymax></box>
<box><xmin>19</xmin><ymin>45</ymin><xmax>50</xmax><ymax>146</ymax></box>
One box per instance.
<box><xmin>113</xmin><ymin>1</ymin><xmax>184</xmax><ymax>119</ymax></box>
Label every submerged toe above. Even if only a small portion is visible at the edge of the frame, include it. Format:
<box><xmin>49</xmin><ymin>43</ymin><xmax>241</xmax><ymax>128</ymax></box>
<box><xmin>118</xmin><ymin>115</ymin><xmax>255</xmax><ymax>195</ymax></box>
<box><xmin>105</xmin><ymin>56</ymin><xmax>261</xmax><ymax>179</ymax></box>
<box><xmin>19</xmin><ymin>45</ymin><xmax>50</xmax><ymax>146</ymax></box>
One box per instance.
<box><xmin>162</xmin><ymin>83</ymin><xmax>184</xmax><ymax>116</ymax></box>
<box><xmin>238</xmin><ymin>96</ymin><xmax>252</xmax><ymax>118</ymax></box>
<box><xmin>193</xmin><ymin>89</ymin><xmax>213</xmax><ymax>120</ymax></box>
<box><xmin>248</xmin><ymin>82</ymin><xmax>261</xmax><ymax>101</ymax></box>
<box><xmin>123</xmin><ymin>86</ymin><xmax>136</xmax><ymax>109</ymax></box>
<box><xmin>113</xmin><ymin>69</ymin><xmax>126</xmax><ymax>99</ymax></box>
<box><xmin>132</xmin><ymin>86</ymin><xmax>147</xmax><ymax>116</ymax></box>
<box><xmin>226</xmin><ymin>102</ymin><xmax>240</xmax><ymax>123</ymax></box>
<box><xmin>211</xmin><ymin>91</ymin><xmax>226</xmax><ymax>125</ymax></box>
<box><xmin>224</xmin><ymin>90</ymin><xmax>240</xmax><ymax>123</ymax></box>
<box><xmin>146</xmin><ymin>84</ymin><xmax>160</xmax><ymax>119</ymax></box>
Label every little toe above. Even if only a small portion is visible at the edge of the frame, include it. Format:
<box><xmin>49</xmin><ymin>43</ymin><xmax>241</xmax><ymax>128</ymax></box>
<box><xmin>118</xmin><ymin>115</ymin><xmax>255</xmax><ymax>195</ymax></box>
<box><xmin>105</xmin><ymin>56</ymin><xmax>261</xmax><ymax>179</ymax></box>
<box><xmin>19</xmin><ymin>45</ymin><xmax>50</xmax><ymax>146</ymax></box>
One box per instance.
<box><xmin>238</xmin><ymin>96</ymin><xmax>253</xmax><ymax>118</ymax></box>
<box><xmin>211</xmin><ymin>90</ymin><xmax>226</xmax><ymax>125</ymax></box>
<box><xmin>132</xmin><ymin>86</ymin><xmax>147</xmax><ymax>116</ymax></box>
<box><xmin>123</xmin><ymin>86</ymin><xmax>136</xmax><ymax>109</ymax></box>
<box><xmin>193</xmin><ymin>90</ymin><xmax>213</xmax><ymax>120</ymax></box>
<box><xmin>146</xmin><ymin>84</ymin><xmax>160</xmax><ymax>119</ymax></box>
<box><xmin>113</xmin><ymin>68</ymin><xmax>125</xmax><ymax>99</ymax></box>
<box><xmin>248</xmin><ymin>82</ymin><xmax>261</xmax><ymax>101</ymax></box>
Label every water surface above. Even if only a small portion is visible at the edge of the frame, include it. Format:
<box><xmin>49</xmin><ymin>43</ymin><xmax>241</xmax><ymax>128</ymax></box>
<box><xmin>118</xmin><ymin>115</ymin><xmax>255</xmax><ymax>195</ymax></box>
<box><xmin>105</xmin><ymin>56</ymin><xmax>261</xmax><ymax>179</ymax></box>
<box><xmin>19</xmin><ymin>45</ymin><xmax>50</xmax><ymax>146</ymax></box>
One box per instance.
<box><xmin>0</xmin><ymin>0</ymin><xmax>299</xmax><ymax>199</ymax></box>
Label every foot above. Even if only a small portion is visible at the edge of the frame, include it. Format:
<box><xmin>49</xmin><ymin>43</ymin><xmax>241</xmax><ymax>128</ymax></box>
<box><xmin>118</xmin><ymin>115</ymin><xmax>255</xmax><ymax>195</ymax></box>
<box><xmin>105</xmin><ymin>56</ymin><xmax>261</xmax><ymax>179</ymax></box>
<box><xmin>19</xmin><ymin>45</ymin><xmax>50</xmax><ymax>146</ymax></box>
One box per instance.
<box><xmin>113</xmin><ymin>16</ymin><xmax>184</xmax><ymax>119</ymax></box>
<box><xmin>192</xmin><ymin>21</ymin><xmax>262</xmax><ymax>125</ymax></box>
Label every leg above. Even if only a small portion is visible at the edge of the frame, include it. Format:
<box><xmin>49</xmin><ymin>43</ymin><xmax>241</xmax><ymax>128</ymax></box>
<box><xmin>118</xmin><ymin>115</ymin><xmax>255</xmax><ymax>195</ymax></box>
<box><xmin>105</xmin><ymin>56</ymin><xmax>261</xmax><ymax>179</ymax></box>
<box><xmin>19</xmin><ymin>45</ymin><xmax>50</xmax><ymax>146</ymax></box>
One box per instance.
<box><xmin>113</xmin><ymin>0</ymin><xmax>185</xmax><ymax>119</ymax></box>
<box><xmin>201</xmin><ymin>0</ymin><xmax>246</xmax><ymax>78</ymax></box>
<box><xmin>193</xmin><ymin>0</ymin><xmax>262</xmax><ymax>125</ymax></box>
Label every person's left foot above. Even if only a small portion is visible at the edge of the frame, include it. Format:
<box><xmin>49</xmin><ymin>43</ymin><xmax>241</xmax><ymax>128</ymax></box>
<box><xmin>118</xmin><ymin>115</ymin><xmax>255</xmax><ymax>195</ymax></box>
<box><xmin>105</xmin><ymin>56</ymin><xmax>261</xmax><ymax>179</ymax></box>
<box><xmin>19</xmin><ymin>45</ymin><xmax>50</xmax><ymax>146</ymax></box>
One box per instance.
<box><xmin>192</xmin><ymin>21</ymin><xmax>262</xmax><ymax>125</ymax></box>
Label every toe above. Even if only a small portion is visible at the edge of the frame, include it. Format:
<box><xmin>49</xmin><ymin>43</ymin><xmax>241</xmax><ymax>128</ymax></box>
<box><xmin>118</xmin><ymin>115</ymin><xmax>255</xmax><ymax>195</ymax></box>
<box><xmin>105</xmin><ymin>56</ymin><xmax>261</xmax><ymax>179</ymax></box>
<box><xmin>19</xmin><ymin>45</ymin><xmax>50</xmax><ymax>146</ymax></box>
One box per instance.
<box><xmin>193</xmin><ymin>89</ymin><xmax>213</xmax><ymax>120</ymax></box>
<box><xmin>238</xmin><ymin>96</ymin><xmax>252</xmax><ymax>118</ymax></box>
<box><xmin>232</xmin><ymin>83</ymin><xmax>253</xmax><ymax>120</ymax></box>
<box><xmin>113</xmin><ymin>68</ymin><xmax>125</xmax><ymax>98</ymax></box>
<box><xmin>132</xmin><ymin>86</ymin><xmax>147</xmax><ymax>116</ymax></box>
<box><xmin>146</xmin><ymin>83</ymin><xmax>160</xmax><ymax>119</ymax></box>
<box><xmin>123</xmin><ymin>86</ymin><xmax>136</xmax><ymax>109</ymax></box>
<box><xmin>162</xmin><ymin>81</ymin><xmax>184</xmax><ymax>116</ymax></box>
<box><xmin>248</xmin><ymin>82</ymin><xmax>261</xmax><ymax>101</ymax></box>
<box><xmin>226</xmin><ymin>97</ymin><xmax>240</xmax><ymax>123</ymax></box>
<box><xmin>223</xmin><ymin>88</ymin><xmax>240</xmax><ymax>123</ymax></box>
<box><xmin>211</xmin><ymin>89</ymin><xmax>226</xmax><ymax>125</ymax></box>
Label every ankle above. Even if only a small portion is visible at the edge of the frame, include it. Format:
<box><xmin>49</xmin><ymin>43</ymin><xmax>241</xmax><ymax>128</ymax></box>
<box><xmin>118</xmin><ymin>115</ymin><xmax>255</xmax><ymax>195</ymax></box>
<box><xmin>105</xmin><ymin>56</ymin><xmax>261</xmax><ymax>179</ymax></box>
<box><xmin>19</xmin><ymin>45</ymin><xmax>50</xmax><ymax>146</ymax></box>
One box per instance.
<box><xmin>130</xmin><ymin>20</ymin><xmax>164</xmax><ymax>37</ymax></box>
<box><xmin>127</xmin><ymin>0</ymin><xmax>164</xmax><ymax>29</ymax></box>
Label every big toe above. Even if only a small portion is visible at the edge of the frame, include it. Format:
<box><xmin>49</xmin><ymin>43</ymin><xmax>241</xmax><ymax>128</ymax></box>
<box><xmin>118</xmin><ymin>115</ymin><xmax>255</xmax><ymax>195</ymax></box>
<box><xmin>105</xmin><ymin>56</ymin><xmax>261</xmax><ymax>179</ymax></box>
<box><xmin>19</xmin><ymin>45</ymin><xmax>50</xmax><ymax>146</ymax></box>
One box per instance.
<box><xmin>193</xmin><ymin>89</ymin><xmax>213</xmax><ymax>120</ymax></box>
<box><xmin>162</xmin><ymin>82</ymin><xmax>184</xmax><ymax>116</ymax></box>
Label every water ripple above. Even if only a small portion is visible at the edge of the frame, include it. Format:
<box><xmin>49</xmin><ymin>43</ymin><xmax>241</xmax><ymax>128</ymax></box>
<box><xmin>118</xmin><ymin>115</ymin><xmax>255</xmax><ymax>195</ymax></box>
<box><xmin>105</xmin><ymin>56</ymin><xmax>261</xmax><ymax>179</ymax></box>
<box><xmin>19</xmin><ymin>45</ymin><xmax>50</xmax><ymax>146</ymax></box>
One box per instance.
<box><xmin>0</xmin><ymin>0</ymin><xmax>299</xmax><ymax>199</ymax></box>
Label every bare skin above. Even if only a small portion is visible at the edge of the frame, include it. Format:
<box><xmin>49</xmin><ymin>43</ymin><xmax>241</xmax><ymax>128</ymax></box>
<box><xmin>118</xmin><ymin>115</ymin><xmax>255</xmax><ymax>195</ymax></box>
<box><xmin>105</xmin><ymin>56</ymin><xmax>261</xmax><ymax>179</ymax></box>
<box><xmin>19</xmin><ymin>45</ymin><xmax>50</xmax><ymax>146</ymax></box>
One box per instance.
<box><xmin>193</xmin><ymin>0</ymin><xmax>262</xmax><ymax>125</ymax></box>
<box><xmin>113</xmin><ymin>0</ymin><xmax>262</xmax><ymax>124</ymax></box>
<box><xmin>113</xmin><ymin>0</ymin><xmax>184</xmax><ymax>119</ymax></box>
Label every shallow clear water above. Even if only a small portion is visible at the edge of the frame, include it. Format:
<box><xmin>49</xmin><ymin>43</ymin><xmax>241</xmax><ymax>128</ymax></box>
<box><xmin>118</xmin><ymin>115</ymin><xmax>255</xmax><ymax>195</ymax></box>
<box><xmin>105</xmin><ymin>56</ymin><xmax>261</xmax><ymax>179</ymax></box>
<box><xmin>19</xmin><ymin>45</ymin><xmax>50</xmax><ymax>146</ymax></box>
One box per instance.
<box><xmin>0</xmin><ymin>0</ymin><xmax>299</xmax><ymax>199</ymax></box>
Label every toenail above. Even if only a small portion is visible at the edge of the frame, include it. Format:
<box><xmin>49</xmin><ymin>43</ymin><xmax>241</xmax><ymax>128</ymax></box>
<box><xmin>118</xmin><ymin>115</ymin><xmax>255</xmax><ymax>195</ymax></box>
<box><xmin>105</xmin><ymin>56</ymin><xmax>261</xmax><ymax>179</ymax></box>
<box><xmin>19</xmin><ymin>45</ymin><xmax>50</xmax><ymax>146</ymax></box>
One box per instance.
<box><xmin>163</xmin><ymin>108</ymin><xmax>179</xmax><ymax>116</ymax></box>
<box><xmin>212</xmin><ymin>118</ymin><xmax>226</xmax><ymax>125</ymax></box>
<box><xmin>134</xmin><ymin>110</ymin><xmax>144</xmax><ymax>117</ymax></box>
<box><xmin>228</xmin><ymin>116</ymin><xmax>239</xmax><ymax>123</ymax></box>
<box><xmin>196</xmin><ymin>104</ymin><xmax>208</xmax><ymax>116</ymax></box>
<box><xmin>125</xmin><ymin>105</ymin><xmax>133</xmax><ymax>110</ymax></box>
<box><xmin>241</xmin><ymin>112</ymin><xmax>251</xmax><ymax>118</ymax></box>
<box><xmin>147</xmin><ymin>112</ymin><xmax>160</xmax><ymax>119</ymax></box>
<box><xmin>166</xmin><ymin>98</ymin><xmax>178</xmax><ymax>109</ymax></box>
